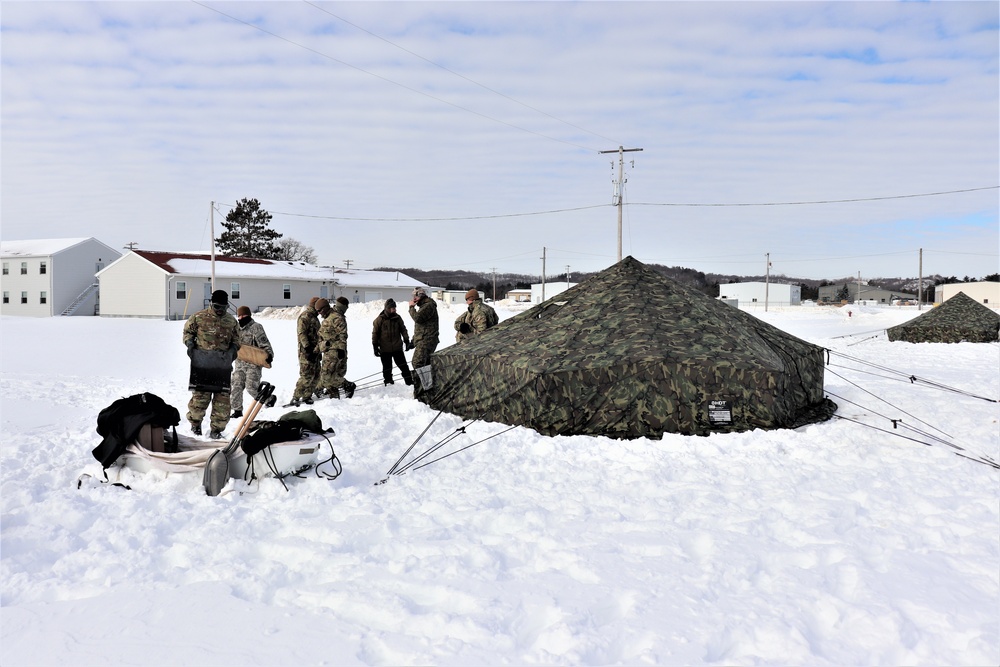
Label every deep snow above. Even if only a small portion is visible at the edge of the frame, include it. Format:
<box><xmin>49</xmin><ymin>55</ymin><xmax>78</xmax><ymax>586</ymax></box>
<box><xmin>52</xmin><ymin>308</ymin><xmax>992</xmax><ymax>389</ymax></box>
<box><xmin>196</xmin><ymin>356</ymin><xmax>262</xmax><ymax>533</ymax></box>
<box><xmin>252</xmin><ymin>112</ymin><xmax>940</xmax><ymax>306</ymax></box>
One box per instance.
<box><xmin>1</xmin><ymin>301</ymin><xmax>998</xmax><ymax>666</ymax></box>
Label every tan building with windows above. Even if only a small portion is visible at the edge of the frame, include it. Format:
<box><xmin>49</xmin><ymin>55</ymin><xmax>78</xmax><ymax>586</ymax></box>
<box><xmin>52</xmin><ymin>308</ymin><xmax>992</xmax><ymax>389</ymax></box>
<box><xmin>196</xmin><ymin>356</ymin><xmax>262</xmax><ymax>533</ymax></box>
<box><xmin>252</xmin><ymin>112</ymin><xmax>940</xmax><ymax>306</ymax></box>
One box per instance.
<box><xmin>97</xmin><ymin>250</ymin><xmax>427</xmax><ymax>319</ymax></box>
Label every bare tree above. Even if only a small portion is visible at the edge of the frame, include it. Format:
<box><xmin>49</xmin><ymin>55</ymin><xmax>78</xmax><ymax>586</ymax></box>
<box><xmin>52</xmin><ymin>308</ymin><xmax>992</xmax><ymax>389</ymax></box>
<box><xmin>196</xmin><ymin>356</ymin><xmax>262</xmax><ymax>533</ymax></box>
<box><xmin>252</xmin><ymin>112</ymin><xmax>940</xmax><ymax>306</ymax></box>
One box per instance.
<box><xmin>274</xmin><ymin>238</ymin><xmax>318</xmax><ymax>264</ymax></box>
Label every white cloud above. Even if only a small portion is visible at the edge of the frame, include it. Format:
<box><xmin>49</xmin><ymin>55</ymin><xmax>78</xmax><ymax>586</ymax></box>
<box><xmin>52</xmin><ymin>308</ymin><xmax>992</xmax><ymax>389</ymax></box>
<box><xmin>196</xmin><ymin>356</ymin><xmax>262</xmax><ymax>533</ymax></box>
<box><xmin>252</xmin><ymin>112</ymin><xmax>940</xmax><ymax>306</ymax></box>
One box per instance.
<box><xmin>1</xmin><ymin>1</ymin><xmax>996</xmax><ymax>279</ymax></box>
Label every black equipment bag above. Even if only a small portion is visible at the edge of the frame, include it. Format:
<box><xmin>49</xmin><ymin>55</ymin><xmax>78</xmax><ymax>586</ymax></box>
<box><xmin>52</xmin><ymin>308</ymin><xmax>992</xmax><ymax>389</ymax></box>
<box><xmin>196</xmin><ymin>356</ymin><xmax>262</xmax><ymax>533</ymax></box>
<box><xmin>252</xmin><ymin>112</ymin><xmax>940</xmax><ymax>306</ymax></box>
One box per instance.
<box><xmin>92</xmin><ymin>392</ymin><xmax>180</xmax><ymax>468</ymax></box>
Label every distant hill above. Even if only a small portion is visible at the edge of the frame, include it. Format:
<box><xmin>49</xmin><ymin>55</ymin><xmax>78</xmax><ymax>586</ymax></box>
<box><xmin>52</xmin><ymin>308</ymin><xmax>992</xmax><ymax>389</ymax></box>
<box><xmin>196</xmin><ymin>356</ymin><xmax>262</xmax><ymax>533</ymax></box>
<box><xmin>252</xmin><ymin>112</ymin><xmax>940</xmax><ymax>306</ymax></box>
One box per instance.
<box><xmin>374</xmin><ymin>265</ymin><xmax>998</xmax><ymax>302</ymax></box>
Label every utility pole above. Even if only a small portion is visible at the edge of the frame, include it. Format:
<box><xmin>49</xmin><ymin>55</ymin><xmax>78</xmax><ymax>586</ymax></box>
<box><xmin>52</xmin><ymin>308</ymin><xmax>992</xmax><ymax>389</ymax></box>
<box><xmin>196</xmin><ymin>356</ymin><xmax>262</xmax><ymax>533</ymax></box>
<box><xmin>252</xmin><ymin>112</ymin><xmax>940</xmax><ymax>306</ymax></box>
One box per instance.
<box><xmin>210</xmin><ymin>201</ymin><xmax>216</xmax><ymax>291</ymax></box>
<box><xmin>343</xmin><ymin>260</ymin><xmax>353</xmax><ymax>269</ymax></box>
<box><xmin>599</xmin><ymin>145</ymin><xmax>643</xmax><ymax>262</ymax></box>
<box><xmin>765</xmin><ymin>253</ymin><xmax>771</xmax><ymax>312</ymax></box>
<box><xmin>565</xmin><ymin>265</ymin><xmax>571</xmax><ymax>286</ymax></box>
<box><xmin>918</xmin><ymin>248</ymin><xmax>924</xmax><ymax>310</ymax></box>
<box><xmin>491</xmin><ymin>267</ymin><xmax>497</xmax><ymax>302</ymax></box>
<box><xmin>541</xmin><ymin>247</ymin><xmax>547</xmax><ymax>303</ymax></box>
<box><xmin>123</xmin><ymin>242</ymin><xmax>139</xmax><ymax>251</ymax></box>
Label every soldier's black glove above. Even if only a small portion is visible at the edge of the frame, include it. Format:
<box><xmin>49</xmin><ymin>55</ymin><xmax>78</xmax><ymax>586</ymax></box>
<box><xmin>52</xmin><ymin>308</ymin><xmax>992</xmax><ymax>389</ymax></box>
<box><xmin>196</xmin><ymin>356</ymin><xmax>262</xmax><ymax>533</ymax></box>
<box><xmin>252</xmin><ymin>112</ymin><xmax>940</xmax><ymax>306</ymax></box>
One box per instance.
<box><xmin>186</xmin><ymin>340</ymin><xmax>195</xmax><ymax>358</ymax></box>
<box><xmin>265</xmin><ymin>353</ymin><xmax>273</xmax><ymax>364</ymax></box>
<box><xmin>228</xmin><ymin>343</ymin><xmax>239</xmax><ymax>362</ymax></box>
<box><xmin>373</xmin><ymin>345</ymin><xmax>381</xmax><ymax>357</ymax></box>
<box><xmin>337</xmin><ymin>348</ymin><xmax>346</xmax><ymax>360</ymax></box>
<box><xmin>405</xmin><ymin>341</ymin><xmax>414</xmax><ymax>351</ymax></box>
<box><xmin>459</xmin><ymin>322</ymin><xmax>472</xmax><ymax>334</ymax></box>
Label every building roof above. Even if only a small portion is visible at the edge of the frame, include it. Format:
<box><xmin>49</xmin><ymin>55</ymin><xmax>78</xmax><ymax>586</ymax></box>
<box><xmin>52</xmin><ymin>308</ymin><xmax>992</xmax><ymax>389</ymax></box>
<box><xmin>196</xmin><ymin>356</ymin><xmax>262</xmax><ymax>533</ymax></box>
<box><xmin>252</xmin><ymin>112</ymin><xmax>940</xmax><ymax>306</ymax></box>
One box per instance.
<box><xmin>1</xmin><ymin>238</ymin><xmax>98</xmax><ymax>257</ymax></box>
<box><xmin>332</xmin><ymin>268</ymin><xmax>428</xmax><ymax>289</ymax></box>
<box><xmin>118</xmin><ymin>250</ymin><xmax>428</xmax><ymax>288</ymax></box>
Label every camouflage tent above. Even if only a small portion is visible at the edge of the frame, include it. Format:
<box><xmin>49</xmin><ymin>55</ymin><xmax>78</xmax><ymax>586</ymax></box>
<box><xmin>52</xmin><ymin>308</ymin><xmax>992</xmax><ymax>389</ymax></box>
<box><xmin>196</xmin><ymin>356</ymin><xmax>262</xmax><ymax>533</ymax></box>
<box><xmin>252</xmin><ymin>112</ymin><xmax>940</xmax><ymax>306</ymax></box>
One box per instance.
<box><xmin>418</xmin><ymin>257</ymin><xmax>836</xmax><ymax>439</ymax></box>
<box><xmin>887</xmin><ymin>291</ymin><xmax>1000</xmax><ymax>343</ymax></box>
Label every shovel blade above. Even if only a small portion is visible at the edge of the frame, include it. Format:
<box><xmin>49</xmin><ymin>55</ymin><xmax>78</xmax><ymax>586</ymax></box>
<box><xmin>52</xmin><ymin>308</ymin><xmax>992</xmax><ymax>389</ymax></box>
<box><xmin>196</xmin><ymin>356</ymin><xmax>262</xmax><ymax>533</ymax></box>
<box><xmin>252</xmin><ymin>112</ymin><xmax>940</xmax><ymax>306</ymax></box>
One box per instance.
<box><xmin>203</xmin><ymin>449</ymin><xmax>230</xmax><ymax>496</ymax></box>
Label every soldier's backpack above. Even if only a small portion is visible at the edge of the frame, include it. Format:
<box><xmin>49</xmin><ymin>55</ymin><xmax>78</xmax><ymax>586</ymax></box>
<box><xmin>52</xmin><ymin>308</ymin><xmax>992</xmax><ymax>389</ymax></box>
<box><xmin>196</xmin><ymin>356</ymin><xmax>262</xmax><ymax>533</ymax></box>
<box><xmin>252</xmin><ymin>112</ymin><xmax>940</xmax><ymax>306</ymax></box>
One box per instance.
<box><xmin>482</xmin><ymin>302</ymin><xmax>499</xmax><ymax>329</ymax></box>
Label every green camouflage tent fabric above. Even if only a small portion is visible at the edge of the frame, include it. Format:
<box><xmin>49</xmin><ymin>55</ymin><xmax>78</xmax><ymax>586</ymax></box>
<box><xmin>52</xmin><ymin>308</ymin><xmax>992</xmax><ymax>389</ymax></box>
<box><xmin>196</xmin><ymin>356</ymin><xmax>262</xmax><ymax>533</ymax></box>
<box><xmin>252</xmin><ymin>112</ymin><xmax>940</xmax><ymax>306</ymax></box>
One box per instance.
<box><xmin>886</xmin><ymin>291</ymin><xmax>1000</xmax><ymax>343</ymax></box>
<box><xmin>418</xmin><ymin>256</ymin><xmax>836</xmax><ymax>439</ymax></box>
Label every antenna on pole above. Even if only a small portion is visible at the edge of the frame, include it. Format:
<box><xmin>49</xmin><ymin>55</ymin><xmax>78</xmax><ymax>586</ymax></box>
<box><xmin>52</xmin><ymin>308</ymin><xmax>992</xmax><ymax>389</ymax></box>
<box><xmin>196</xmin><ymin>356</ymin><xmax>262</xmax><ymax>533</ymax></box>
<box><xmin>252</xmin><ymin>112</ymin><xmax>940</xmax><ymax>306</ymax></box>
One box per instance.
<box><xmin>599</xmin><ymin>145</ymin><xmax>643</xmax><ymax>262</ymax></box>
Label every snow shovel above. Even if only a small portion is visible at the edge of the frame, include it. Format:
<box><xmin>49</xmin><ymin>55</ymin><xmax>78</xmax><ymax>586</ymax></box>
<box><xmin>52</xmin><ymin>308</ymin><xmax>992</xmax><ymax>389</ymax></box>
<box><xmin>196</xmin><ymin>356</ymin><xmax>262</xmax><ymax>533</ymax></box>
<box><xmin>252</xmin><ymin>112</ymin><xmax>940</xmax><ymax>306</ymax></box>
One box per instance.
<box><xmin>203</xmin><ymin>381</ymin><xmax>275</xmax><ymax>496</ymax></box>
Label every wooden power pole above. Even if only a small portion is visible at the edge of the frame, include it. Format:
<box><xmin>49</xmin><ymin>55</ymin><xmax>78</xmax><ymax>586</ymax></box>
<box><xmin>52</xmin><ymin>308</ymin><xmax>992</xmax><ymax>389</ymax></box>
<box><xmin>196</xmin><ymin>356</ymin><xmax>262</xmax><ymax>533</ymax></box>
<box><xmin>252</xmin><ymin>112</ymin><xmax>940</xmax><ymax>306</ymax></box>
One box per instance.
<box><xmin>599</xmin><ymin>145</ymin><xmax>643</xmax><ymax>262</ymax></box>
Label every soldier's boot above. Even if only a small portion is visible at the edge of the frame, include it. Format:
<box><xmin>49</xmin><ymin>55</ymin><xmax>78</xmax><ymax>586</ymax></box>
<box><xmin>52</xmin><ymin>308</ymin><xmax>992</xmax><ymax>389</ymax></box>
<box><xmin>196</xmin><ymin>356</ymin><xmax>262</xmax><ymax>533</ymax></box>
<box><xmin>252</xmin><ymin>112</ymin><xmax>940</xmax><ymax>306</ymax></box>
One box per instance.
<box><xmin>190</xmin><ymin>422</ymin><xmax>202</xmax><ymax>436</ymax></box>
<box><xmin>230</xmin><ymin>410</ymin><xmax>243</xmax><ymax>419</ymax></box>
<box><xmin>209</xmin><ymin>430</ymin><xmax>223</xmax><ymax>440</ymax></box>
<box><xmin>344</xmin><ymin>381</ymin><xmax>357</xmax><ymax>399</ymax></box>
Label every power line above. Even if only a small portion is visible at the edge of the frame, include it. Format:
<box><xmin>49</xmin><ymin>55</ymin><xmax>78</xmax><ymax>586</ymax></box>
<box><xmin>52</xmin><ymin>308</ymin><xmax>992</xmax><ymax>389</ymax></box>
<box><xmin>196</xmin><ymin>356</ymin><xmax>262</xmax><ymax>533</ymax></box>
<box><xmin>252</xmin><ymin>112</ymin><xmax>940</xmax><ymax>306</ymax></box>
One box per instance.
<box><xmin>191</xmin><ymin>1</ymin><xmax>601</xmax><ymax>152</ymax></box>
<box><xmin>215</xmin><ymin>203</ymin><xmax>609</xmax><ymax>222</ymax></box>
<box><xmin>216</xmin><ymin>185</ymin><xmax>996</xmax><ymax>224</ymax></box>
<box><xmin>302</xmin><ymin>1</ymin><xmax>619</xmax><ymax>146</ymax></box>
<box><xmin>629</xmin><ymin>186</ymin><xmax>998</xmax><ymax>207</ymax></box>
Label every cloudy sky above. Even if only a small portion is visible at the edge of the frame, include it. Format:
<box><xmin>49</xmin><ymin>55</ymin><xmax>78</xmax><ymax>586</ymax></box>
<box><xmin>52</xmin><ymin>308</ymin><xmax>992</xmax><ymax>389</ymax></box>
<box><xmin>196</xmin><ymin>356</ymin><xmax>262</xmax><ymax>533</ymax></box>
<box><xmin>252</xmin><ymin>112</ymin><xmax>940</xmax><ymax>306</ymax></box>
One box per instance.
<box><xmin>2</xmin><ymin>1</ymin><xmax>997</xmax><ymax>280</ymax></box>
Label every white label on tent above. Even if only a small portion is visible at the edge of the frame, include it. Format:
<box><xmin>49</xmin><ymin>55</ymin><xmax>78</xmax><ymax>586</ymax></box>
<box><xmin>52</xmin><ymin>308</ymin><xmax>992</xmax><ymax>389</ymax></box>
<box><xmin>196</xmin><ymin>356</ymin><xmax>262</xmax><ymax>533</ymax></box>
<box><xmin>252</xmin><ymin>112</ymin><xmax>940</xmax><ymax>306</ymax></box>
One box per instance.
<box><xmin>708</xmin><ymin>399</ymin><xmax>733</xmax><ymax>425</ymax></box>
<box><xmin>415</xmin><ymin>365</ymin><xmax>433</xmax><ymax>390</ymax></box>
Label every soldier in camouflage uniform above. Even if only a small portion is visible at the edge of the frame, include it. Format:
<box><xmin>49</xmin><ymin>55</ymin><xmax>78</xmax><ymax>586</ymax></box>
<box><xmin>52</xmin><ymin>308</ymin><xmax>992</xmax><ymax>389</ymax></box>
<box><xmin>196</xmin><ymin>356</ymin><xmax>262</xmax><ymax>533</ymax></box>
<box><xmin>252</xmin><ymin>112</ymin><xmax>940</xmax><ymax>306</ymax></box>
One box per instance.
<box><xmin>408</xmin><ymin>287</ymin><xmax>439</xmax><ymax>395</ymax></box>
<box><xmin>229</xmin><ymin>305</ymin><xmax>274</xmax><ymax>418</ymax></box>
<box><xmin>454</xmin><ymin>289</ymin><xmax>496</xmax><ymax>342</ymax></box>
<box><xmin>290</xmin><ymin>297</ymin><xmax>321</xmax><ymax>405</ymax></box>
<box><xmin>183</xmin><ymin>289</ymin><xmax>239</xmax><ymax>439</ymax></box>
<box><xmin>318</xmin><ymin>296</ymin><xmax>356</xmax><ymax>399</ymax></box>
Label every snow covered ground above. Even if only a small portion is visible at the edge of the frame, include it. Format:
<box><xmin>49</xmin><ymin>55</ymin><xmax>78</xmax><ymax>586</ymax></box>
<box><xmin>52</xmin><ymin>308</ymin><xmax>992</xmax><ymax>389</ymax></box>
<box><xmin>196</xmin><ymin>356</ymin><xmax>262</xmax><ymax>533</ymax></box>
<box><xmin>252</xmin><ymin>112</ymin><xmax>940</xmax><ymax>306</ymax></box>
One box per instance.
<box><xmin>2</xmin><ymin>301</ymin><xmax>998</xmax><ymax>666</ymax></box>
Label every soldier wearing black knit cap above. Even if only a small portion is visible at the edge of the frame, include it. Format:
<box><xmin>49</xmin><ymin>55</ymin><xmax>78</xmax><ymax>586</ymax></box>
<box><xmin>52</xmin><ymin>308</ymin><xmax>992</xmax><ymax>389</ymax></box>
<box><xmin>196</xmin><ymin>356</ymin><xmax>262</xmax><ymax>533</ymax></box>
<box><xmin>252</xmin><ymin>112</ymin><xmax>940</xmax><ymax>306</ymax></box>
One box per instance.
<box><xmin>182</xmin><ymin>289</ymin><xmax>239</xmax><ymax>438</ymax></box>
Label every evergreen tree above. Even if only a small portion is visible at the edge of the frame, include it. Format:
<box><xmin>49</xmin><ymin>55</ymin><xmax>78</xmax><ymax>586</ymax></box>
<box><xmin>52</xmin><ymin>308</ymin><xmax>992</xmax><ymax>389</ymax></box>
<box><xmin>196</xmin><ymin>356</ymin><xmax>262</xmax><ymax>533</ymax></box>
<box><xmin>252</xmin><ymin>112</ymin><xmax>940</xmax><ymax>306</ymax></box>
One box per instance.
<box><xmin>216</xmin><ymin>198</ymin><xmax>282</xmax><ymax>258</ymax></box>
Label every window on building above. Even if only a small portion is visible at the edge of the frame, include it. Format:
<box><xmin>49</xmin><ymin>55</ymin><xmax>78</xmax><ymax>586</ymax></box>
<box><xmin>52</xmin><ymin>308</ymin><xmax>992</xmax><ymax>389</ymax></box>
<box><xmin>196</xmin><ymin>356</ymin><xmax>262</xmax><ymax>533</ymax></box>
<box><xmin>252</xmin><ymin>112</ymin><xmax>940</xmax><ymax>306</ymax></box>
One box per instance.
<box><xmin>176</xmin><ymin>281</ymin><xmax>187</xmax><ymax>300</ymax></box>
<box><xmin>2</xmin><ymin>292</ymin><xmax>8</xmax><ymax>304</ymax></box>
<box><xmin>40</xmin><ymin>261</ymin><xmax>47</xmax><ymax>275</ymax></box>
<box><xmin>20</xmin><ymin>291</ymin><xmax>27</xmax><ymax>304</ymax></box>
<box><xmin>2</xmin><ymin>262</ymin><xmax>8</xmax><ymax>275</ymax></box>
<box><xmin>230</xmin><ymin>282</ymin><xmax>240</xmax><ymax>300</ymax></box>
<box><xmin>283</xmin><ymin>284</ymin><xmax>291</xmax><ymax>300</ymax></box>
<box><xmin>40</xmin><ymin>291</ymin><xmax>47</xmax><ymax>304</ymax></box>
<box><xmin>20</xmin><ymin>262</ymin><xmax>27</xmax><ymax>275</ymax></box>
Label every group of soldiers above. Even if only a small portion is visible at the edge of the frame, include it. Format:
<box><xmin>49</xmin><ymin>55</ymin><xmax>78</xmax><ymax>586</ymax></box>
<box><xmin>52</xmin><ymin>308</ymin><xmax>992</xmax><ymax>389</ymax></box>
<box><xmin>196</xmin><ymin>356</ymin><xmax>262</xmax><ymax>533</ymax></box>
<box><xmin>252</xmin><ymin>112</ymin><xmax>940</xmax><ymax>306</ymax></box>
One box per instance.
<box><xmin>182</xmin><ymin>285</ymin><xmax>491</xmax><ymax>438</ymax></box>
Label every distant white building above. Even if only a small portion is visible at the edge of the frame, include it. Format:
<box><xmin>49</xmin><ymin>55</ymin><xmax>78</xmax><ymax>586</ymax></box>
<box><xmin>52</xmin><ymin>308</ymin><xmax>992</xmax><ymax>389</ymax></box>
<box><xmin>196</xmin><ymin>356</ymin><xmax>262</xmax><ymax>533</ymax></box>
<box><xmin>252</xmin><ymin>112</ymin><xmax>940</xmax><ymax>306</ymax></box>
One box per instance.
<box><xmin>1</xmin><ymin>237</ymin><xmax>121</xmax><ymax>317</ymax></box>
<box><xmin>435</xmin><ymin>289</ymin><xmax>470</xmax><ymax>306</ymax></box>
<box><xmin>934</xmin><ymin>281</ymin><xmax>1000</xmax><ymax>306</ymax></box>
<box><xmin>97</xmin><ymin>250</ymin><xmax>428</xmax><ymax>319</ymax></box>
<box><xmin>506</xmin><ymin>289</ymin><xmax>532</xmax><ymax>303</ymax></box>
<box><xmin>531</xmin><ymin>281</ymin><xmax>576</xmax><ymax>304</ymax></box>
<box><xmin>718</xmin><ymin>282</ymin><xmax>801</xmax><ymax>307</ymax></box>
